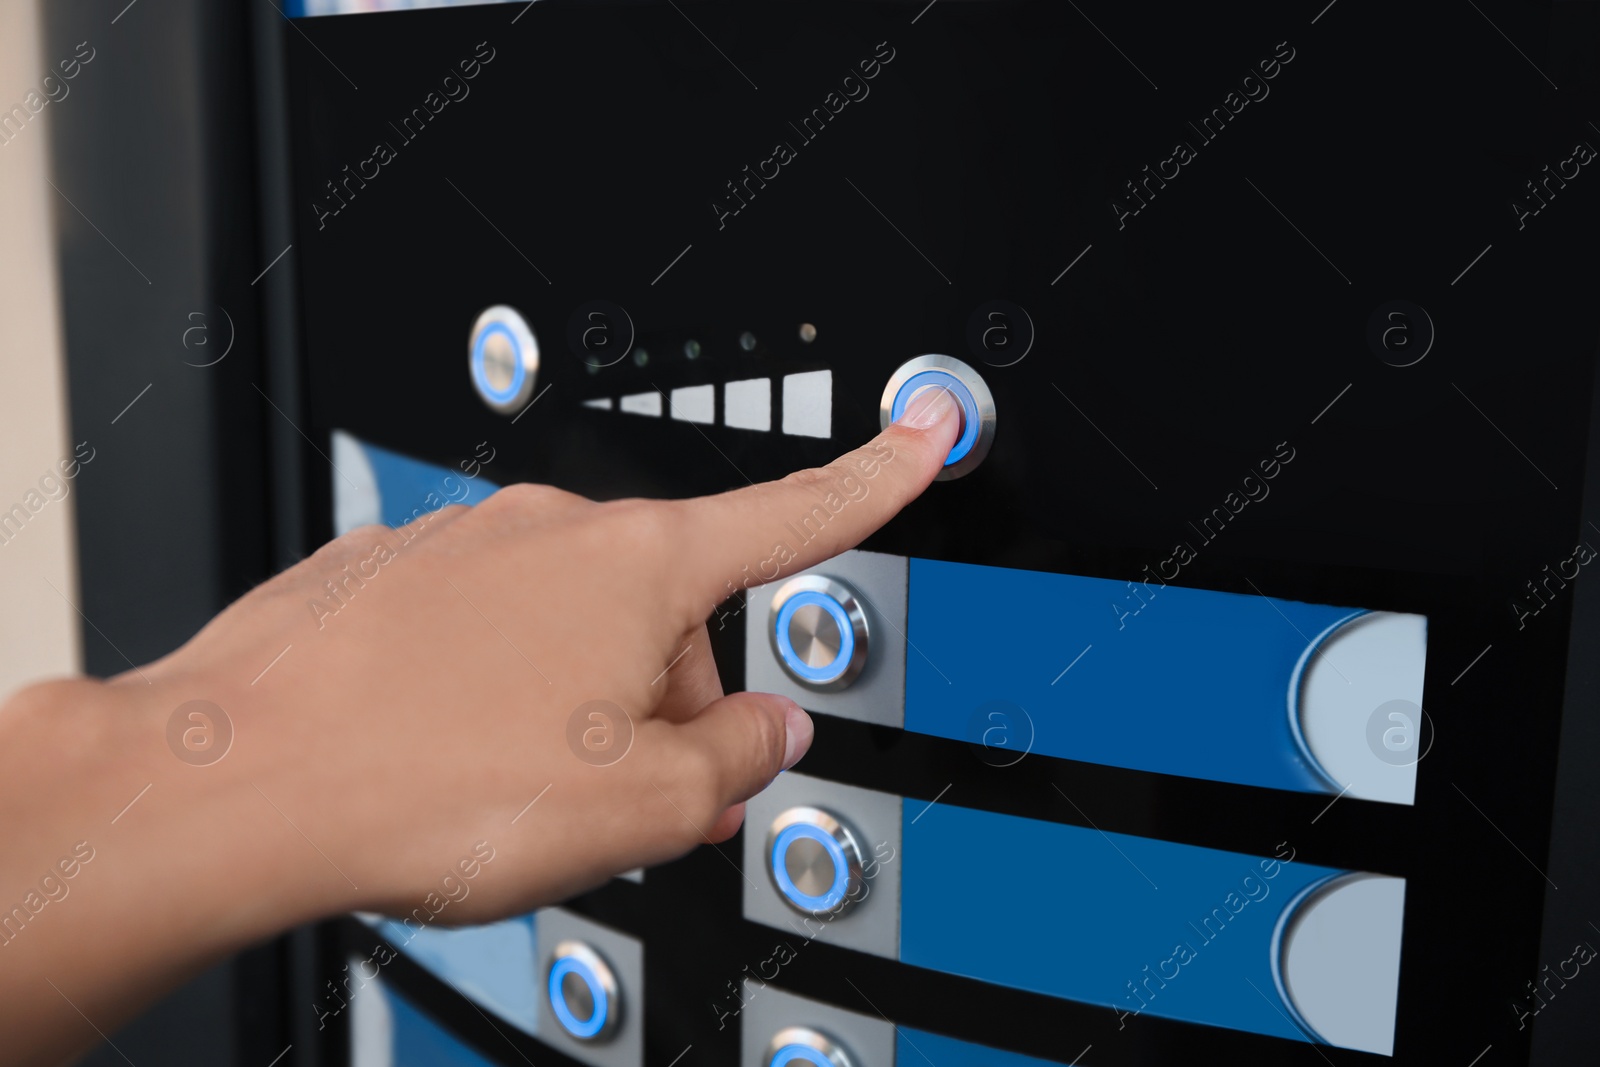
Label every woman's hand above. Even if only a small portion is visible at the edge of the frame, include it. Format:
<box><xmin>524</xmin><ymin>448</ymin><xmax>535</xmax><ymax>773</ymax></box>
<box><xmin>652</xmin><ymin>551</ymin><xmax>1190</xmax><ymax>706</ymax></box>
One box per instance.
<box><xmin>0</xmin><ymin>386</ymin><xmax>960</xmax><ymax>1065</ymax></box>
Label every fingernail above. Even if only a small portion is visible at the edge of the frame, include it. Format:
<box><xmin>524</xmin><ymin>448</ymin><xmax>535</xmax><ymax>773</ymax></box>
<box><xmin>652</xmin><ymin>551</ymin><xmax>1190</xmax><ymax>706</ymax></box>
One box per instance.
<box><xmin>780</xmin><ymin>700</ymin><xmax>814</xmax><ymax>771</ymax></box>
<box><xmin>896</xmin><ymin>385</ymin><xmax>958</xmax><ymax>430</ymax></box>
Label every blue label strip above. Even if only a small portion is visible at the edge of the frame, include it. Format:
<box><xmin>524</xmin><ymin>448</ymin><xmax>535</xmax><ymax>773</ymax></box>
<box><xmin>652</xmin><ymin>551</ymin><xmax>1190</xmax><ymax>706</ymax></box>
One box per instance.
<box><xmin>357</xmin><ymin>437</ymin><xmax>499</xmax><ymax>528</ymax></box>
<box><xmin>905</xmin><ymin>557</ymin><xmax>1366</xmax><ymax>794</ymax></box>
<box><xmin>900</xmin><ymin>799</ymin><xmax>1336</xmax><ymax>1044</ymax></box>
<box><xmin>364</xmin><ymin>914</ymin><xmax>540</xmax><ymax>1036</ymax></box>
<box><xmin>381</xmin><ymin>981</ymin><xmax>505</xmax><ymax>1066</ymax></box>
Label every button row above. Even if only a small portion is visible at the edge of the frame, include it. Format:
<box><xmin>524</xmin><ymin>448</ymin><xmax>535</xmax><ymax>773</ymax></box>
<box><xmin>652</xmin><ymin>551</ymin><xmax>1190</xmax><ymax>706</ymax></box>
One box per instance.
<box><xmin>755</xmin><ymin>548</ymin><xmax>1430</xmax><ymax>806</ymax></box>
<box><xmin>741</xmin><ymin>770</ymin><xmax>1407</xmax><ymax>1056</ymax></box>
<box><xmin>465</xmin><ymin>307</ymin><xmax>1000</xmax><ymax>480</ymax></box>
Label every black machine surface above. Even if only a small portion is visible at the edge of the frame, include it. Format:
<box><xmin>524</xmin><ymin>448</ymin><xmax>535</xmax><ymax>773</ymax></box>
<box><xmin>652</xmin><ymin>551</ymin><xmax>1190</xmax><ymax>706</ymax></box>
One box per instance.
<box><xmin>248</xmin><ymin>2</ymin><xmax>1600</xmax><ymax>1065</ymax></box>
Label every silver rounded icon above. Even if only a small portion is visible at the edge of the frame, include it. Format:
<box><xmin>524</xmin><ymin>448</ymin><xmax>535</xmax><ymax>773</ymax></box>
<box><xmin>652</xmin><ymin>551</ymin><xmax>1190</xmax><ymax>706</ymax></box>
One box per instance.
<box><xmin>878</xmin><ymin>353</ymin><xmax>997</xmax><ymax>480</ymax></box>
<box><xmin>767</xmin><ymin>806</ymin><xmax>867</xmax><ymax>919</ymax></box>
<box><xmin>769</xmin><ymin>576</ymin><xmax>870</xmax><ymax>692</ymax></box>
<box><xmin>469</xmin><ymin>305</ymin><xmax>540</xmax><ymax>414</ymax></box>
<box><xmin>1272</xmin><ymin>873</ymin><xmax>1406</xmax><ymax>1057</ymax></box>
<box><xmin>547</xmin><ymin>939</ymin><xmax>621</xmax><ymax>1043</ymax></box>
<box><xmin>765</xmin><ymin>1025</ymin><xmax>855</xmax><ymax>1067</ymax></box>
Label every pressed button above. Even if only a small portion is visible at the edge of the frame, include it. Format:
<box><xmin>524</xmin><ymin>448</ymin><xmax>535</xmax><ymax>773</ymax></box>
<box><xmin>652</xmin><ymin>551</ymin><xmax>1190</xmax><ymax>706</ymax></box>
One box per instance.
<box><xmin>547</xmin><ymin>940</ymin><xmax>620</xmax><ymax>1042</ymax></box>
<box><xmin>766</xmin><ymin>1026</ymin><xmax>854</xmax><ymax>1067</ymax></box>
<box><xmin>770</xmin><ymin>576</ymin><xmax>869</xmax><ymax>691</ymax></box>
<box><xmin>767</xmin><ymin>806</ymin><xmax>865</xmax><ymax>917</ymax></box>
<box><xmin>469</xmin><ymin>305</ymin><xmax>539</xmax><ymax>414</ymax></box>
<box><xmin>879</xmin><ymin>354</ymin><xmax>996</xmax><ymax>479</ymax></box>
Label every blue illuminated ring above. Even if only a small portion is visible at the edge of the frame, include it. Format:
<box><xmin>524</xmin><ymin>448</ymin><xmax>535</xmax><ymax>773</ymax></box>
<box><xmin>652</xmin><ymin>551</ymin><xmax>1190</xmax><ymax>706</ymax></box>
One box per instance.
<box><xmin>770</xmin><ymin>822</ymin><xmax>850</xmax><ymax>913</ymax></box>
<box><xmin>472</xmin><ymin>322</ymin><xmax>525</xmax><ymax>405</ymax></box>
<box><xmin>468</xmin><ymin>305</ymin><xmax>539</xmax><ymax>415</ymax></box>
<box><xmin>774</xmin><ymin>591</ymin><xmax>855</xmax><ymax>685</ymax></box>
<box><xmin>768</xmin><ymin>576</ymin><xmax>869</xmax><ymax>692</ymax></box>
<box><xmin>548</xmin><ymin>953</ymin><xmax>610</xmax><ymax>1040</ymax></box>
<box><xmin>891</xmin><ymin>369</ymin><xmax>981</xmax><ymax>465</ymax></box>
<box><xmin>765</xmin><ymin>1026</ymin><xmax>853</xmax><ymax>1067</ymax></box>
<box><xmin>771</xmin><ymin>1045</ymin><xmax>835</xmax><ymax>1067</ymax></box>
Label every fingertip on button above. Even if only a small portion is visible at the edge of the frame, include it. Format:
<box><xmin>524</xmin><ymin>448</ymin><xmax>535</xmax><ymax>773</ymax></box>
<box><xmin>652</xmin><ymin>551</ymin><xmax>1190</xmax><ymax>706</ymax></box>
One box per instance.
<box><xmin>880</xmin><ymin>354</ymin><xmax>995</xmax><ymax>480</ymax></box>
<box><xmin>895</xmin><ymin>383</ymin><xmax>960</xmax><ymax>431</ymax></box>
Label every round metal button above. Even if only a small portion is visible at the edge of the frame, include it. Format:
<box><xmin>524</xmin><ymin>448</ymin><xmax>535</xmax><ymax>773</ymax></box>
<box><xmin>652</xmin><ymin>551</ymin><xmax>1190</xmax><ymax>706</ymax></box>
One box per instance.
<box><xmin>768</xmin><ymin>806</ymin><xmax>865</xmax><ymax>917</ymax></box>
<box><xmin>879</xmin><ymin>354</ymin><xmax>996</xmax><ymax>480</ymax></box>
<box><xmin>766</xmin><ymin>1026</ymin><xmax>854</xmax><ymax>1067</ymax></box>
<box><xmin>770</xmin><ymin>576</ymin><xmax>869</xmax><ymax>691</ymax></box>
<box><xmin>469</xmin><ymin>305</ymin><xmax>539</xmax><ymax>414</ymax></box>
<box><xmin>547</xmin><ymin>940</ymin><xmax>620</xmax><ymax>1042</ymax></box>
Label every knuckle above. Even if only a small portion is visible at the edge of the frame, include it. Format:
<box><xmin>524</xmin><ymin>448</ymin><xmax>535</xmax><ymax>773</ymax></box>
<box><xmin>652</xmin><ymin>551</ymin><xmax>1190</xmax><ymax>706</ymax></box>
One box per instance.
<box><xmin>703</xmin><ymin>703</ymin><xmax>784</xmax><ymax>808</ymax></box>
<box><xmin>343</xmin><ymin>522</ymin><xmax>393</xmax><ymax>546</ymax></box>
<box><xmin>309</xmin><ymin>523</ymin><xmax>389</xmax><ymax>563</ymax></box>
<box><xmin>597</xmin><ymin>498</ymin><xmax>683</xmax><ymax>552</ymax></box>
<box><xmin>683</xmin><ymin>747</ymin><xmax>728</xmax><ymax>825</ymax></box>
<box><xmin>781</xmin><ymin>457</ymin><xmax>869</xmax><ymax>502</ymax></box>
<box><xmin>748</xmin><ymin>702</ymin><xmax>787</xmax><ymax>778</ymax></box>
<box><xmin>657</xmin><ymin>752</ymin><xmax>720</xmax><ymax>842</ymax></box>
<box><xmin>483</xmin><ymin>481</ymin><xmax>582</xmax><ymax>514</ymax></box>
<box><xmin>778</xmin><ymin>462</ymin><xmax>838</xmax><ymax>494</ymax></box>
<box><xmin>690</xmin><ymin>777</ymin><xmax>727</xmax><ymax>831</ymax></box>
<box><xmin>393</xmin><ymin>505</ymin><xmax>464</xmax><ymax>543</ymax></box>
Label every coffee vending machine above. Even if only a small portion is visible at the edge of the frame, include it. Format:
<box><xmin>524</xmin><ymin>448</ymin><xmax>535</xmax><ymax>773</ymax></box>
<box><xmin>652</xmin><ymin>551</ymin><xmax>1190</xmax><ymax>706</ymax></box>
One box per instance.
<box><xmin>249</xmin><ymin>2</ymin><xmax>1600</xmax><ymax>1065</ymax></box>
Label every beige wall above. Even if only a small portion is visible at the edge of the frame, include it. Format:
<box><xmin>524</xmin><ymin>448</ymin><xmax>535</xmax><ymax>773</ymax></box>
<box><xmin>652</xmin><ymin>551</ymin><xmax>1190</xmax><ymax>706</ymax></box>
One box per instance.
<box><xmin>0</xmin><ymin>0</ymin><xmax>82</xmax><ymax>693</ymax></box>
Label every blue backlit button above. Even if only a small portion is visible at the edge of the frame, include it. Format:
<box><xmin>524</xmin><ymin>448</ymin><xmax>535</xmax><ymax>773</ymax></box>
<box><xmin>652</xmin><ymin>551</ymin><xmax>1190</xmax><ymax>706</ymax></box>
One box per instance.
<box><xmin>547</xmin><ymin>940</ymin><xmax>621</xmax><ymax>1043</ymax></box>
<box><xmin>469</xmin><ymin>305</ymin><xmax>539</xmax><ymax>414</ymax></box>
<box><xmin>766</xmin><ymin>1026</ymin><xmax>854</xmax><ymax>1067</ymax></box>
<box><xmin>769</xmin><ymin>576</ymin><xmax>869</xmax><ymax>692</ymax></box>
<box><xmin>879</xmin><ymin>354</ymin><xmax>996</xmax><ymax>480</ymax></box>
<box><xmin>768</xmin><ymin>806</ymin><xmax>865</xmax><ymax>918</ymax></box>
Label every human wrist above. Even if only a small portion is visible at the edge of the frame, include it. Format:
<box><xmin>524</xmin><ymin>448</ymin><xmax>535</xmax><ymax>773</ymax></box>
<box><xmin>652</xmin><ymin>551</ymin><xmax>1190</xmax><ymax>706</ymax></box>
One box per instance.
<box><xmin>107</xmin><ymin>658</ymin><xmax>366</xmax><ymax>933</ymax></box>
<box><xmin>0</xmin><ymin>671</ymin><xmax>351</xmax><ymax>1062</ymax></box>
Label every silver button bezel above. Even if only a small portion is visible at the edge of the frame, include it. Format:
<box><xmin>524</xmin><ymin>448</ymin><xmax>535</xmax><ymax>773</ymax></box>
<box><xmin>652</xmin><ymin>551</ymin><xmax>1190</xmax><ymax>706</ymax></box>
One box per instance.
<box><xmin>767</xmin><ymin>805</ymin><xmax>867</xmax><ymax>919</ymax></box>
<box><xmin>765</xmin><ymin>1025</ymin><xmax>855</xmax><ymax>1067</ymax></box>
<box><xmin>768</xmin><ymin>575</ymin><xmax>870</xmax><ymax>692</ymax></box>
<box><xmin>468</xmin><ymin>304</ymin><xmax>540</xmax><ymax>415</ymax></box>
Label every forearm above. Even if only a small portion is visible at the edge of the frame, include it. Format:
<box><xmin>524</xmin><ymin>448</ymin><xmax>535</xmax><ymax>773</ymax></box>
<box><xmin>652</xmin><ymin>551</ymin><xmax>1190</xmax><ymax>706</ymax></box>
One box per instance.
<box><xmin>0</xmin><ymin>675</ymin><xmax>342</xmax><ymax>1066</ymax></box>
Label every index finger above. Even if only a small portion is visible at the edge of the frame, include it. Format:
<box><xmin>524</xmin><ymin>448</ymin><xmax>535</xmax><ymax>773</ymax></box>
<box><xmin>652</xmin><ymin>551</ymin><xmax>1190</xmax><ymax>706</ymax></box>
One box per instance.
<box><xmin>676</xmin><ymin>384</ymin><xmax>963</xmax><ymax>612</ymax></box>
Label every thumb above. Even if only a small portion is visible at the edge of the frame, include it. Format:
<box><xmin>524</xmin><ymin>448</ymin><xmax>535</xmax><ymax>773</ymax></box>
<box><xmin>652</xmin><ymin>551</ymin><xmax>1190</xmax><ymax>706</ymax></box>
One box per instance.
<box><xmin>669</xmin><ymin>691</ymin><xmax>813</xmax><ymax>816</ymax></box>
